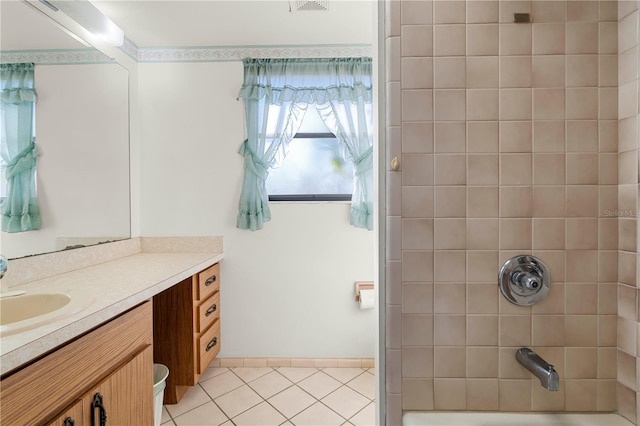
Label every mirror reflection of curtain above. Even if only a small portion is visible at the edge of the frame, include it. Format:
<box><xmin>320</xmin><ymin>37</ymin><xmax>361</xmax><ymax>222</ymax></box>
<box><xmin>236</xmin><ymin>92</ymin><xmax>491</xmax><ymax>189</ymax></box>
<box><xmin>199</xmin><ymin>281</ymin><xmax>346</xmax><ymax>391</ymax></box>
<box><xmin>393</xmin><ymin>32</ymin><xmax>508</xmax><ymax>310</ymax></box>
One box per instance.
<box><xmin>1</xmin><ymin>63</ymin><xmax>41</xmax><ymax>233</ymax></box>
<box><xmin>236</xmin><ymin>57</ymin><xmax>373</xmax><ymax>231</ymax></box>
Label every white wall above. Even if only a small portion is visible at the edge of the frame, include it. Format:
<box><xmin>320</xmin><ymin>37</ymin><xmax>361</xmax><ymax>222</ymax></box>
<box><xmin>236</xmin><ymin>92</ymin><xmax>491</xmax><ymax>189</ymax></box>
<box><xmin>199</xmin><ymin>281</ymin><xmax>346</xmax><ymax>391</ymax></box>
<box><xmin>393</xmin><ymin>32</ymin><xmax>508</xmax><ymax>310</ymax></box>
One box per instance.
<box><xmin>2</xmin><ymin>64</ymin><xmax>130</xmax><ymax>259</ymax></box>
<box><xmin>138</xmin><ymin>60</ymin><xmax>375</xmax><ymax>357</ymax></box>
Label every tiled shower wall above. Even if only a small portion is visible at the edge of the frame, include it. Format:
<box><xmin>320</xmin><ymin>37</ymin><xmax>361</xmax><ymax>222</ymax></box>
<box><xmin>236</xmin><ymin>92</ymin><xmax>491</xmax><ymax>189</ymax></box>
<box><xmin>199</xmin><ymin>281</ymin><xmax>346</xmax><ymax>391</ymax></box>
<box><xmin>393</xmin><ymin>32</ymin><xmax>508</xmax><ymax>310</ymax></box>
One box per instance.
<box><xmin>384</xmin><ymin>1</ymin><xmax>620</xmax><ymax>423</ymax></box>
<box><xmin>617</xmin><ymin>1</ymin><xmax>640</xmax><ymax>423</ymax></box>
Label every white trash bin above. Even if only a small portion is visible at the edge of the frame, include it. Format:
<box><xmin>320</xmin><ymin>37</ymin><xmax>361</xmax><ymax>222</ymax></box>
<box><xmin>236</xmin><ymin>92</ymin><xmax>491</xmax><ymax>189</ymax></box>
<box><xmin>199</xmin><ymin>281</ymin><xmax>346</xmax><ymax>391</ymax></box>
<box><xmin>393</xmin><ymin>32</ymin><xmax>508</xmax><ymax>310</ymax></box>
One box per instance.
<box><xmin>153</xmin><ymin>364</ymin><xmax>169</xmax><ymax>426</ymax></box>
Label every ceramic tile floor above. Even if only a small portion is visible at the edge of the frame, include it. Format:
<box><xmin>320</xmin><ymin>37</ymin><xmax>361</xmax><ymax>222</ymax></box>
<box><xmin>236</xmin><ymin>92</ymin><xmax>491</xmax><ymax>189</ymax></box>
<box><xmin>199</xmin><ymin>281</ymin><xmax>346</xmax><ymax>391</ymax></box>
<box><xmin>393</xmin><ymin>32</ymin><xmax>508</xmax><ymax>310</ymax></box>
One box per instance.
<box><xmin>161</xmin><ymin>366</ymin><xmax>376</xmax><ymax>426</ymax></box>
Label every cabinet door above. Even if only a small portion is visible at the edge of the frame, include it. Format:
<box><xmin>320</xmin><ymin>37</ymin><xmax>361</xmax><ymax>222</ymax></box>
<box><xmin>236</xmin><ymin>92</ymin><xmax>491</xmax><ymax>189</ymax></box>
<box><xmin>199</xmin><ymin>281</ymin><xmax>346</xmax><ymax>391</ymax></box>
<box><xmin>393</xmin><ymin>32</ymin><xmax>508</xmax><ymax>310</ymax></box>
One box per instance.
<box><xmin>83</xmin><ymin>347</ymin><xmax>153</xmax><ymax>426</ymax></box>
<box><xmin>47</xmin><ymin>400</ymin><xmax>83</xmax><ymax>426</ymax></box>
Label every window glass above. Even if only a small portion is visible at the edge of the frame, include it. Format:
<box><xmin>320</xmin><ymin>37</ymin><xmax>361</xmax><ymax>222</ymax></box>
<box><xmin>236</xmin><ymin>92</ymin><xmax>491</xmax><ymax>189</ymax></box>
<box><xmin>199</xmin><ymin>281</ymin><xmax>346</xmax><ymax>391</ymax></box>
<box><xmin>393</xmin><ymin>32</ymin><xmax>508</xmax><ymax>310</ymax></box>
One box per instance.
<box><xmin>266</xmin><ymin>105</ymin><xmax>353</xmax><ymax>201</ymax></box>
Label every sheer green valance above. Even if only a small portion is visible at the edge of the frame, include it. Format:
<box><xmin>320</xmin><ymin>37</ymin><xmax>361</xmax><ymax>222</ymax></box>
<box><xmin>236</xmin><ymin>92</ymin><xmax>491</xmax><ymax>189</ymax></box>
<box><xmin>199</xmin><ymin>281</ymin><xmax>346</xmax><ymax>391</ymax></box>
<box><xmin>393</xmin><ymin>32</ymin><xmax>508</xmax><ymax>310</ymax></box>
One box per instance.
<box><xmin>236</xmin><ymin>57</ymin><xmax>373</xmax><ymax>231</ymax></box>
<box><xmin>1</xmin><ymin>63</ymin><xmax>37</xmax><ymax>104</ymax></box>
<box><xmin>1</xmin><ymin>63</ymin><xmax>41</xmax><ymax>233</ymax></box>
<box><xmin>237</xmin><ymin>57</ymin><xmax>373</xmax><ymax>105</ymax></box>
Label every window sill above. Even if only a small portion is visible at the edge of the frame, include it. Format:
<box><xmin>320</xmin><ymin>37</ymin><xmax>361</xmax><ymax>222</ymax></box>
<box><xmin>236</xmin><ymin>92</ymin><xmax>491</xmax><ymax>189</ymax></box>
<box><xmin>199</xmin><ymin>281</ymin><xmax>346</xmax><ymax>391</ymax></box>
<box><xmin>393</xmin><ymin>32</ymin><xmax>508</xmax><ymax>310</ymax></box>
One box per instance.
<box><xmin>268</xmin><ymin>200</ymin><xmax>352</xmax><ymax>204</ymax></box>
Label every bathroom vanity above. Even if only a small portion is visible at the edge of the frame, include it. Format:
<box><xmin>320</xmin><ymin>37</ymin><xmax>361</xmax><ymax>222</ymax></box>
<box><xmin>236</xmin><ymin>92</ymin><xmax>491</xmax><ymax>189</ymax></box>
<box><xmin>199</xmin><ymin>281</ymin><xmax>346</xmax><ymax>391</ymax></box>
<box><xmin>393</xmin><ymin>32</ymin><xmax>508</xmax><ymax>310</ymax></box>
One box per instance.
<box><xmin>1</xmin><ymin>302</ymin><xmax>153</xmax><ymax>425</ymax></box>
<box><xmin>153</xmin><ymin>262</ymin><xmax>222</xmax><ymax>403</ymax></box>
<box><xmin>0</xmin><ymin>238</ymin><xmax>223</xmax><ymax>424</ymax></box>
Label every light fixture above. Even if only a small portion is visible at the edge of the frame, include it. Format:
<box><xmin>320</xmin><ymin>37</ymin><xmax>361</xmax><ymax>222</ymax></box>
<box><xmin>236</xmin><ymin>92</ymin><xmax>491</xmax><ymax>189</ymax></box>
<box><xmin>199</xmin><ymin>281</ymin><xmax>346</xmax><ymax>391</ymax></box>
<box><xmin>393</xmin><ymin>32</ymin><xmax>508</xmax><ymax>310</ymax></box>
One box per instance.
<box><xmin>38</xmin><ymin>0</ymin><xmax>124</xmax><ymax>46</ymax></box>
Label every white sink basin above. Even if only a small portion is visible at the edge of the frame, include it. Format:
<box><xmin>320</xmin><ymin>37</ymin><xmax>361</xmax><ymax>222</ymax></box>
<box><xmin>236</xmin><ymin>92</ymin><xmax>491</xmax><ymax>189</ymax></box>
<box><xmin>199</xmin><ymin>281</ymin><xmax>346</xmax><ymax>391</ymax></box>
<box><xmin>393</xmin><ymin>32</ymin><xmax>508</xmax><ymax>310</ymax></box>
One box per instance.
<box><xmin>1</xmin><ymin>293</ymin><xmax>71</xmax><ymax>325</ymax></box>
<box><xmin>0</xmin><ymin>291</ymin><xmax>89</xmax><ymax>336</ymax></box>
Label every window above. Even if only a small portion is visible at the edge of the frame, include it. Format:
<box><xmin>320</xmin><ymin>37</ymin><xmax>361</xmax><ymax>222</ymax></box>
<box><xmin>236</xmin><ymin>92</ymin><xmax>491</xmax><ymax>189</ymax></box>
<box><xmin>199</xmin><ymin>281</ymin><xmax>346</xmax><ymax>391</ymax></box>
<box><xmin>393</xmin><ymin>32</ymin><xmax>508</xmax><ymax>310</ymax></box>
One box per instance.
<box><xmin>236</xmin><ymin>57</ymin><xmax>373</xmax><ymax>231</ymax></box>
<box><xmin>266</xmin><ymin>104</ymin><xmax>353</xmax><ymax>202</ymax></box>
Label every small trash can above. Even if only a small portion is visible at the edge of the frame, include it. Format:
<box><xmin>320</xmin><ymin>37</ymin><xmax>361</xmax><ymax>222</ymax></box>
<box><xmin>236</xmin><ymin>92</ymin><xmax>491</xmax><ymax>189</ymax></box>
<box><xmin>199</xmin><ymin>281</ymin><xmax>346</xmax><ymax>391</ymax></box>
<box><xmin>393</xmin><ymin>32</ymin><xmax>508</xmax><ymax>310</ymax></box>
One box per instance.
<box><xmin>153</xmin><ymin>364</ymin><xmax>169</xmax><ymax>426</ymax></box>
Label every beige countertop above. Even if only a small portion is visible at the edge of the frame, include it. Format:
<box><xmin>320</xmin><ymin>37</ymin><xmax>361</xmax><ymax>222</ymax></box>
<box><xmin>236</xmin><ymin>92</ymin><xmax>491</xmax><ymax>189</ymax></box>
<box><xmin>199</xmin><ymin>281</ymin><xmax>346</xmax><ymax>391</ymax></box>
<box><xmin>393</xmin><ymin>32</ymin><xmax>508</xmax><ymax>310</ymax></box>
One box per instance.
<box><xmin>1</xmin><ymin>250</ymin><xmax>223</xmax><ymax>376</ymax></box>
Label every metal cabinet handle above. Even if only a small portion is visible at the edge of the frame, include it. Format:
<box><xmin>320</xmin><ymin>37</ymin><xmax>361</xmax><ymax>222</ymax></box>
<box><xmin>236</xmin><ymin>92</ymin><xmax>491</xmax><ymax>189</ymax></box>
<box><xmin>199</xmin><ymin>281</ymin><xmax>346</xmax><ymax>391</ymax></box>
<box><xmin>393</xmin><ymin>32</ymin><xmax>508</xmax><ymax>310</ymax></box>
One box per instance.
<box><xmin>205</xmin><ymin>275</ymin><xmax>217</xmax><ymax>286</ymax></box>
<box><xmin>205</xmin><ymin>304</ymin><xmax>217</xmax><ymax>316</ymax></box>
<box><xmin>206</xmin><ymin>337</ymin><xmax>218</xmax><ymax>352</ymax></box>
<box><xmin>91</xmin><ymin>393</ymin><xmax>107</xmax><ymax>426</ymax></box>
<box><xmin>63</xmin><ymin>417</ymin><xmax>75</xmax><ymax>426</ymax></box>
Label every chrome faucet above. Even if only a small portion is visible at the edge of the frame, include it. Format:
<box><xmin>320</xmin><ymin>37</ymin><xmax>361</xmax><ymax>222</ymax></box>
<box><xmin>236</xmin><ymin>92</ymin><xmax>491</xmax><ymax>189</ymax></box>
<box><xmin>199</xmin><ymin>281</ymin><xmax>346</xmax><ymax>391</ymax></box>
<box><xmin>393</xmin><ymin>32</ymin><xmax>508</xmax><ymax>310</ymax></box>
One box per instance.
<box><xmin>516</xmin><ymin>348</ymin><xmax>559</xmax><ymax>391</ymax></box>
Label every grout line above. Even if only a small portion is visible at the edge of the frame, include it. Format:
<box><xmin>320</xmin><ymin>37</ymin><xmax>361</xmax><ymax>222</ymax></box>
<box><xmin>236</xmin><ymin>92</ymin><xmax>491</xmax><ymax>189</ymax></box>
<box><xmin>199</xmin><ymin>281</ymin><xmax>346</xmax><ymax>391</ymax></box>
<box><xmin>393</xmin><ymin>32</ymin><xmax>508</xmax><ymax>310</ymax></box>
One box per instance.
<box><xmin>168</xmin><ymin>367</ymin><xmax>375</xmax><ymax>425</ymax></box>
<box><xmin>241</xmin><ymin>369</ymin><xmax>298</xmax><ymax>420</ymax></box>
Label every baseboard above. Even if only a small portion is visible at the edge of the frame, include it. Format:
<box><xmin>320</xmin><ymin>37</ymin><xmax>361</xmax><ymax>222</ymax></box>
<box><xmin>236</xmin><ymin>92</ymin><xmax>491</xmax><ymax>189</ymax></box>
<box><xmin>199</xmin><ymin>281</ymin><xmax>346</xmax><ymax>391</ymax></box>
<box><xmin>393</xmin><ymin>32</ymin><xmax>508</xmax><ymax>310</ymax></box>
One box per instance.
<box><xmin>211</xmin><ymin>357</ymin><xmax>375</xmax><ymax>368</ymax></box>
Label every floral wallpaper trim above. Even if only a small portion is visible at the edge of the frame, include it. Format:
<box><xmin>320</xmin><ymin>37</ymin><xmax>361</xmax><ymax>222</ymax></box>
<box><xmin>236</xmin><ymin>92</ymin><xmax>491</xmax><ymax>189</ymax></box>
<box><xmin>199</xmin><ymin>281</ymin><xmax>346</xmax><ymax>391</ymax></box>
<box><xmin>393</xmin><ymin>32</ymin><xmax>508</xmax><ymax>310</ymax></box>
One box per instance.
<box><xmin>119</xmin><ymin>39</ymin><xmax>372</xmax><ymax>63</ymax></box>
<box><xmin>0</xmin><ymin>49</ymin><xmax>112</xmax><ymax>65</ymax></box>
<box><xmin>119</xmin><ymin>37</ymin><xmax>139</xmax><ymax>61</ymax></box>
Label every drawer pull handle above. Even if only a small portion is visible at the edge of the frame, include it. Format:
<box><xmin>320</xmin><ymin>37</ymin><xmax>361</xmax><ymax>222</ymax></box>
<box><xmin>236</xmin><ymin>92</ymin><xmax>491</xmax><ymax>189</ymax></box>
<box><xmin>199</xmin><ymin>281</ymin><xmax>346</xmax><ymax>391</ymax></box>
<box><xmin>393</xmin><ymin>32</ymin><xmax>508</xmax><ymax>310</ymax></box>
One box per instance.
<box><xmin>91</xmin><ymin>393</ymin><xmax>107</xmax><ymax>426</ymax></box>
<box><xmin>63</xmin><ymin>417</ymin><xmax>75</xmax><ymax>426</ymax></box>
<box><xmin>206</xmin><ymin>337</ymin><xmax>218</xmax><ymax>352</ymax></box>
<box><xmin>205</xmin><ymin>304</ymin><xmax>217</xmax><ymax>316</ymax></box>
<box><xmin>205</xmin><ymin>275</ymin><xmax>217</xmax><ymax>286</ymax></box>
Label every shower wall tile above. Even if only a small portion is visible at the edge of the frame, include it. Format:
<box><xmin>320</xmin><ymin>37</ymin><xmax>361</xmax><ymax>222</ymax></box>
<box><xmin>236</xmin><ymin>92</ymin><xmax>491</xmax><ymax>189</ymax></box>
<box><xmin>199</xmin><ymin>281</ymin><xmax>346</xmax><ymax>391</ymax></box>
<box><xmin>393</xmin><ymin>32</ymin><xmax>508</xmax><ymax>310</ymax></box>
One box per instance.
<box><xmin>434</xmin><ymin>0</ymin><xmax>465</xmax><ymax>24</ymax></box>
<box><xmin>565</xmin><ymin>380</ymin><xmax>598</xmax><ymax>411</ymax></box>
<box><xmin>466</xmin><ymin>57</ymin><xmax>499</xmax><ymax>88</ymax></box>
<box><xmin>466</xmin><ymin>379</ymin><xmax>499</xmax><ymax>410</ymax></box>
<box><xmin>433</xmin><ymin>379</ymin><xmax>466</xmax><ymax>409</ymax></box>
<box><xmin>385</xmin><ymin>0</ymin><xmax>622</xmax><ymax>420</ymax></box>
<box><xmin>467</xmin><ymin>347</ymin><xmax>499</xmax><ymax>378</ymax></box>
<box><xmin>401</xmin><ymin>1</ymin><xmax>432</xmax><ymax>25</ymax></box>
<box><xmin>467</xmin><ymin>1</ymin><xmax>499</xmax><ymax>24</ymax></box>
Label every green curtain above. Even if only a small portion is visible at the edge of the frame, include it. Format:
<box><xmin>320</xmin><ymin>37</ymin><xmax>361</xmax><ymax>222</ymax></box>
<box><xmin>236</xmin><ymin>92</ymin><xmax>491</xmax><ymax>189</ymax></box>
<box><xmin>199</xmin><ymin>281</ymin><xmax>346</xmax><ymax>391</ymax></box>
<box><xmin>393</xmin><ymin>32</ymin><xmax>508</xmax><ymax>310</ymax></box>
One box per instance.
<box><xmin>236</xmin><ymin>57</ymin><xmax>373</xmax><ymax>231</ymax></box>
<box><xmin>1</xmin><ymin>63</ymin><xmax>41</xmax><ymax>233</ymax></box>
<box><xmin>317</xmin><ymin>94</ymin><xmax>374</xmax><ymax>230</ymax></box>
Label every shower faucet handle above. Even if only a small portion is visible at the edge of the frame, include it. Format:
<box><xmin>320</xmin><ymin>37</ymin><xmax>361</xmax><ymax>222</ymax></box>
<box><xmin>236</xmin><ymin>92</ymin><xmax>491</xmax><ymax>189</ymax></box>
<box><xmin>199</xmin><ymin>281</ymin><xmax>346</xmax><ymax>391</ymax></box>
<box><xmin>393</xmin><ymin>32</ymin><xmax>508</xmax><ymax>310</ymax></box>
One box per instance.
<box><xmin>511</xmin><ymin>271</ymin><xmax>541</xmax><ymax>290</ymax></box>
<box><xmin>499</xmin><ymin>255</ymin><xmax>551</xmax><ymax>306</ymax></box>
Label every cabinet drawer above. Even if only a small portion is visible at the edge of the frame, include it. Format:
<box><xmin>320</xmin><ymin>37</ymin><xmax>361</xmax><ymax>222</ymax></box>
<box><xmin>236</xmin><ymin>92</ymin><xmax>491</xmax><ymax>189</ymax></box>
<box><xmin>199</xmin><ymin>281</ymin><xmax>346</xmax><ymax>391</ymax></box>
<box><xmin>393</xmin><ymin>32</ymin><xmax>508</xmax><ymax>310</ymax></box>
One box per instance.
<box><xmin>197</xmin><ymin>263</ymin><xmax>220</xmax><ymax>301</ymax></box>
<box><xmin>197</xmin><ymin>291</ymin><xmax>220</xmax><ymax>333</ymax></box>
<box><xmin>198</xmin><ymin>320</ymin><xmax>220</xmax><ymax>375</ymax></box>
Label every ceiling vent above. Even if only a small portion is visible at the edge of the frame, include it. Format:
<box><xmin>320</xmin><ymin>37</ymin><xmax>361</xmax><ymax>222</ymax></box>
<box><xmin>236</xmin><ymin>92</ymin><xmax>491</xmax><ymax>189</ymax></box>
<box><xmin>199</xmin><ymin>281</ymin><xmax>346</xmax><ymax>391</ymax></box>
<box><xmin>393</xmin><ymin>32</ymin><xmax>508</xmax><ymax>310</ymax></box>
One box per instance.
<box><xmin>290</xmin><ymin>0</ymin><xmax>329</xmax><ymax>11</ymax></box>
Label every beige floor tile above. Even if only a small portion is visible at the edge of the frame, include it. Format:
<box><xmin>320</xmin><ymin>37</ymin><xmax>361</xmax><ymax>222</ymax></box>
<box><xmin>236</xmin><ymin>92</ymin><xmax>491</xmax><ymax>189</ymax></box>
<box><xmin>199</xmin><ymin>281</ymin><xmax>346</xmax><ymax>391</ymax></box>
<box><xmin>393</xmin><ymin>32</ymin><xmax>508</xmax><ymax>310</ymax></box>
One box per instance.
<box><xmin>277</xmin><ymin>367</ymin><xmax>319</xmax><ymax>383</ymax></box>
<box><xmin>346</xmin><ymin>373</ymin><xmax>376</xmax><ymax>400</ymax></box>
<box><xmin>290</xmin><ymin>402</ymin><xmax>345</xmax><ymax>426</ymax></box>
<box><xmin>268</xmin><ymin>385</ymin><xmax>317</xmax><ymax>419</ymax></box>
<box><xmin>166</xmin><ymin>367</ymin><xmax>375</xmax><ymax>425</ymax></box>
<box><xmin>161</xmin><ymin>407</ymin><xmax>172</xmax><ymax>424</ymax></box>
<box><xmin>349</xmin><ymin>402</ymin><xmax>376</xmax><ymax>426</ymax></box>
<box><xmin>232</xmin><ymin>401</ymin><xmax>287</xmax><ymax>425</ymax></box>
<box><xmin>249</xmin><ymin>371</ymin><xmax>294</xmax><ymax>399</ymax></box>
<box><xmin>298</xmin><ymin>372</ymin><xmax>342</xmax><ymax>399</ymax></box>
<box><xmin>172</xmin><ymin>401</ymin><xmax>229</xmax><ymax>426</ymax></box>
<box><xmin>200</xmin><ymin>367</ymin><xmax>230</xmax><ymax>382</ymax></box>
<box><xmin>200</xmin><ymin>370</ymin><xmax>244</xmax><ymax>399</ymax></box>
<box><xmin>165</xmin><ymin>384</ymin><xmax>211</xmax><ymax>418</ymax></box>
<box><xmin>214</xmin><ymin>385</ymin><xmax>263</xmax><ymax>418</ymax></box>
<box><xmin>232</xmin><ymin>367</ymin><xmax>274</xmax><ymax>383</ymax></box>
<box><xmin>321</xmin><ymin>386</ymin><xmax>370</xmax><ymax>419</ymax></box>
<box><xmin>322</xmin><ymin>368</ymin><xmax>367</xmax><ymax>384</ymax></box>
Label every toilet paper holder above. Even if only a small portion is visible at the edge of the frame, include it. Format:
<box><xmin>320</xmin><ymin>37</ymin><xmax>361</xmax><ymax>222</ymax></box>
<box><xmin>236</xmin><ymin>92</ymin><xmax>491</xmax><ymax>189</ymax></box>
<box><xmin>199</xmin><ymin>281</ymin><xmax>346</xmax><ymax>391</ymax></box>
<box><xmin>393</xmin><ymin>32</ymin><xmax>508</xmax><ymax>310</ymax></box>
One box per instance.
<box><xmin>355</xmin><ymin>281</ymin><xmax>374</xmax><ymax>302</ymax></box>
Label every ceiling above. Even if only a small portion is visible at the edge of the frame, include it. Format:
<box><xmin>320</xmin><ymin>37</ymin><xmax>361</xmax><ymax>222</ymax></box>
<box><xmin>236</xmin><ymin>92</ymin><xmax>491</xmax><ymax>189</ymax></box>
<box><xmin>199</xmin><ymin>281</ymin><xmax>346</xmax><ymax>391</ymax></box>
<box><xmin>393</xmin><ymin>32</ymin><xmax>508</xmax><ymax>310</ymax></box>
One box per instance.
<box><xmin>92</xmin><ymin>1</ymin><xmax>374</xmax><ymax>48</ymax></box>
<box><xmin>1</xmin><ymin>0</ymin><xmax>373</xmax><ymax>52</ymax></box>
<box><xmin>1</xmin><ymin>1</ymin><xmax>87</xmax><ymax>50</ymax></box>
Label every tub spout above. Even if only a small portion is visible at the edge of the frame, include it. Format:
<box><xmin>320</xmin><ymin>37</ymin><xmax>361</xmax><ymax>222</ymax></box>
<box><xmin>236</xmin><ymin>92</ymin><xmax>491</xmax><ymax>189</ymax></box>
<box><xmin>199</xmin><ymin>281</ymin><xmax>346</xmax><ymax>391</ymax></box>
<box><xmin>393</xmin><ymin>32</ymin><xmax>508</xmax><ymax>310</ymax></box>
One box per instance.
<box><xmin>515</xmin><ymin>348</ymin><xmax>559</xmax><ymax>391</ymax></box>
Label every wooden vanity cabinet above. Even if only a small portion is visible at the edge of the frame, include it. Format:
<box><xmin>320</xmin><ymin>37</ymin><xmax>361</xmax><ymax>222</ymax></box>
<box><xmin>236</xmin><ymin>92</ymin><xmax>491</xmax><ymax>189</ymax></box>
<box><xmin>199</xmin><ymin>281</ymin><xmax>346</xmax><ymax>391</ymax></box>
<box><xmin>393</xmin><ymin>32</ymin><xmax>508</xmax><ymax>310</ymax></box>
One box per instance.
<box><xmin>48</xmin><ymin>400</ymin><xmax>83</xmax><ymax>426</ymax></box>
<box><xmin>153</xmin><ymin>262</ymin><xmax>221</xmax><ymax>404</ymax></box>
<box><xmin>0</xmin><ymin>302</ymin><xmax>153</xmax><ymax>426</ymax></box>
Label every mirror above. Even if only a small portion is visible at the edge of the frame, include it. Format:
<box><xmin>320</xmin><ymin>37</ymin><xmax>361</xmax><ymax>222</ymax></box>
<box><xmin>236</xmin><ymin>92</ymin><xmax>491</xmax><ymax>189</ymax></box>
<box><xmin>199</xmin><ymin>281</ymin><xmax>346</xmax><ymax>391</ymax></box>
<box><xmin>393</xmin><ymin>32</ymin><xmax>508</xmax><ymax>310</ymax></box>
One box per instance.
<box><xmin>1</xmin><ymin>1</ymin><xmax>130</xmax><ymax>259</ymax></box>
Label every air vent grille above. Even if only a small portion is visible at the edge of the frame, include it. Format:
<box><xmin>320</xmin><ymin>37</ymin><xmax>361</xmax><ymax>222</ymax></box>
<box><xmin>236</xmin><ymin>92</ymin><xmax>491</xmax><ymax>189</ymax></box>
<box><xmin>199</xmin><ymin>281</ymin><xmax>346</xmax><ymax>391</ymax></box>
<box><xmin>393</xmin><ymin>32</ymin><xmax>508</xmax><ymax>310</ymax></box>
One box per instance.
<box><xmin>290</xmin><ymin>0</ymin><xmax>329</xmax><ymax>11</ymax></box>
